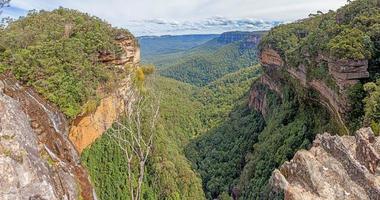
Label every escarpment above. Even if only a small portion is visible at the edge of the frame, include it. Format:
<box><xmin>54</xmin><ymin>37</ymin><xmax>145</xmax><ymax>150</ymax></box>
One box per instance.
<box><xmin>0</xmin><ymin>8</ymin><xmax>142</xmax><ymax>199</ymax></box>
<box><xmin>0</xmin><ymin>74</ymin><xmax>95</xmax><ymax>200</ymax></box>
<box><xmin>69</xmin><ymin>33</ymin><xmax>140</xmax><ymax>153</ymax></box>
<box><xmin>248</xmin><ymin>44</ymin><xmax>371</xmax><ymax>137</ymax></box>
<box><xmin>249</xmin><ymin>0</ymin><xmax>380</xmax><ymax>132</ymax></box>
<box><xmin>69</xmin><ymin>74</ymin><xmax>136</xmax><ymax>153</ymax></box>
<box><xmin>269</xmin><ymin>128</ymin><xmax>380</xmax><ymax>200</ymax></box>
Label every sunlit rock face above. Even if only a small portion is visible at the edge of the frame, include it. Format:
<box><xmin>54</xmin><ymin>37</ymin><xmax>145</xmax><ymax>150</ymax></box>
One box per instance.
<box><xmin>69</xmin><ymin>34</ymin><xmax>139</xmax><ymax>153</ymax></box>
<box><xmin>69</xmin><ymin>75</ymin><xmax>136</xmax><ymax>153</ymax></box>
<box><xmin>0</xmin><ymin>75</ymin><xmax>95</xmax><ymax>200</ymax></box>
<box><xmin>270</xmin><ymin>128</ymin><xmax>380</xmax><ymax>200</ymax></box>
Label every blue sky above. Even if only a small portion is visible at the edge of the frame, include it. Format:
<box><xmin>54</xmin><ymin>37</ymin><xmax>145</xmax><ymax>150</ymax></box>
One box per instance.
<box><xmin>3</xmin><ymin>0</ymin><xmax>348</xmax><ymax>36</ymax></box>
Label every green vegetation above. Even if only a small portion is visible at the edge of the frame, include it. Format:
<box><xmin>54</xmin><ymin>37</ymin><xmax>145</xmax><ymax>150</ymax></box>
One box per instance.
<box><xmin>260</xmin><ymin>0</ymin><xmax>379</xmax><ymax>62</ymax></box>
<box><xmin>160</xmin><ymin>42</ymin><xmax>259</xmax><ymax>86</ymax></box>
<box><xmin>328</xmin><ymin>28</ymin><xmax>373</xmax><ymax>60</ymax></box>
<box><xmin>185</xmin><ymin>100</ymin><xmax>265</xmax><ymax>199</ymax></box>
<box><xmin>82</xmin><ymin>63</ymin><xmax>263</xmax><ymax>200</ymax></box>
<box><xmin>82</xmin><ymin>76</ymin><xmax>206</xmax><ymax>200</ymax></box>
<box><xmin>195</xmin><ymin>65</ymin><xmax>262</xmax><ymax>129</ymax></box>
<box><xmin>140</xmin><ymin>32</ymin><xmax>264</xmax><ymax>87</ymax></box>
<box><xmin>186</xmin><ymin>79</ymin><xmax>339</xmax><ymax>199</ymax></box>
<box><xmin>364</xmin><ymin>79</ymin><xmax>380</xmax><ymax>135</ymax></box>
<box><xmin>6</xmin><ymin>1</ymin><xmax>380</xmax><ymax>200</ymax></box>
<box><xmin>259</xmin><ymin>0</ymin><xmax>380</xmax><ymax>130</ymax></box>
<box><xmin>238</xmin><ymin>86</ymin><xmax>339</xmax><ymax>199</ymax></box>
<box><xmin>0</xmin><ymin>8</ymin><xmax>133</xmax><ymax>118</ymax></box>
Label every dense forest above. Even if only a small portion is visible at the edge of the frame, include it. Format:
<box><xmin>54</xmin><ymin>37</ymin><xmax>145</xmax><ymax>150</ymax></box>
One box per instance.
<box><xmin>144</xmin><ymin>32</ymin><xmax>264</xmax><ymax>86</ymax></box>
<box><xmin>2</xmin><ymin>0</ymin><xmax>380</xmax><ymax>200</ymax></box>
<box><xmin>81</xmin><ymin>62</ymin><xmax>264</xmax><ymax>199</ymax></box>
<box><xmin>82</xmin><ymin>76</ymin><xmax>206</xmax><ymax>200</ymax></box>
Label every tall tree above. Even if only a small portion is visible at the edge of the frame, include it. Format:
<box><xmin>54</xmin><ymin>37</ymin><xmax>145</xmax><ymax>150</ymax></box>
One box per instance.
<box><xmin>108</xmin><ymin>85</ymin><xmax>160</xmax><ymax>200</ymax></box>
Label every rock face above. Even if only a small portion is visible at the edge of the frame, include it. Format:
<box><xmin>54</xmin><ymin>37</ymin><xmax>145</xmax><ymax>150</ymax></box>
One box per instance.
<box><xmin>70</xmin><ymin>34</ymin><xmax>139</xmax><ymax>153</ymax></box>
<box><xmin>69</xmin><ymin>75</ymin><xmax>136</xmax><ymax>153</ymax></box>
<box><xmin>249</xmin><ymin>74</ymin><xmax>281</xmax><ymax>118</ymax></box>
<box><xmin>98</xmin><ymin>33</ymin><xmax>140</xmax><ymax>66</ymax></box>
<box><xmin>317</xmin><ymin>54</ymin><xmax>369</xmax><ymax>91</ymax></box>
<box><xmin>255</xmin><ymin>48</ymin><xmax>369</xmax><ymax>129</ymax></box>
<box><xmin>270</xmin><ymin>128</ymin><xmax>380</xmax><ymax>200</ymax></box>
<box><xmin>0</xmin><ymin>74</ymin><xmax>95</xmax><ymax>200</ymax></box>
<box><xmin>260</xmin><ymin>48</ymin><xmax>284</xmax><ymax>68</ymax></box>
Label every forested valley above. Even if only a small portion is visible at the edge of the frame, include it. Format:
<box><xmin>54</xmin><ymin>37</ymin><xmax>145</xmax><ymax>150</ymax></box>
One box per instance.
<box><xmin>1</xmin><ymin>0</ymin><xmax>380</xmax><ymax>200</ymax></box>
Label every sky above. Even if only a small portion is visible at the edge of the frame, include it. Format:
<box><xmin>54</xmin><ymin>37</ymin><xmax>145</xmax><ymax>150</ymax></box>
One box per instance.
<box><xmin>3</xmin><ymin>0</ymin><xmax>348</xmax><ymax>36</ymax></box>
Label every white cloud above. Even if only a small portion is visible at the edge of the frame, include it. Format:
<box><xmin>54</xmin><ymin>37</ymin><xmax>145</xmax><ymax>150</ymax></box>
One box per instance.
<box><xmin>125</xmin><ymin>17</ymin><xmax>281</xmax><ymax>36</ymax></box>
<box><xmin>4</xmin><ymin>0</ymin><xmax>348</xmax><ymax>36</ymax></box>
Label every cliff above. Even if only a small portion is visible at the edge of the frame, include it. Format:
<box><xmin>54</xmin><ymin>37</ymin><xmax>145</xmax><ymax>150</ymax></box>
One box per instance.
<box><xmin>256</xmin><ymin>47</ymin><xmax>368</xmax><ymax>123</ymax></box>
<box><xmin>0</xmin><ymin>8</ymin><xmax>142</xmax><ymax>199</ymax></box>
<box><xmin>243</xmin><ymin>1</ymin><xmax>380</xmax><ymax>198</ymax></box>
<box><xmin>0</xmin><ymin>74</ymin><xmax>95</xmax><ymax>200</ymax></box>
<box><xmin>270</xmin><ymin>128</ymin><xmax>380</xmax><ymax>200</ymax></box>
<box><xmin>250</xmin><ymin>0</ymin><xmax>380</xmax><ymax>133</ymax></box>
<box><xmin>69</xmin><ymin>33</ymin><xmax>140</xmax><ymax>153</ymax></box>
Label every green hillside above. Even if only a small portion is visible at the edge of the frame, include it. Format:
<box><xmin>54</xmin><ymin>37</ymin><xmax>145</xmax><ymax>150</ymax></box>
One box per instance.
<box><xmin>160</xmin><ymin>39</ymin><xmax>261</xmax><ymax>86</ymax></box>
<box><xmin>0</xmin><ymin>8</ymin><xmax>133</xmax><ymax>118</ymax></box>
<box><xmin>138</xmin><ymin>31</ymin><xmax>264</xmax><ymax>86</ymax></box>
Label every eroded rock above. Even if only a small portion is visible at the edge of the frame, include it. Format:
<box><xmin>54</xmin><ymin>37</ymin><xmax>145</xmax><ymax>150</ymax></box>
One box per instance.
<box><xmin>270</xmin><ymin>128</ymin><xmax>380</xmax><ymax>200</ymax></box>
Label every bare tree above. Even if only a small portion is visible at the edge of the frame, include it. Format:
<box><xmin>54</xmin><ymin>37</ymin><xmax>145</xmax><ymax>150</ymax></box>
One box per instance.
<box><xmin>107</xmin><ymin>84</ymin><xmax>160</xmax><ymax>200</ymax></box>
<box><xmin>0</xmin><ymin>0</ymin><xmax>10</xmax><ymax>15</ymax></box>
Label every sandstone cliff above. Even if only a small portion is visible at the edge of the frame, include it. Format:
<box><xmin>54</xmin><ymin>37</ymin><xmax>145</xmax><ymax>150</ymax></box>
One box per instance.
<box><xmin>250</xmin><ymin>47</ymin><xmax>369</xmax><ymax>134</ymax></box>
<box><xmin>0</xmin><ymin>31</ymin><xmax>140</xmax><ymax>199</ymax></box>
<box><xmin>0</xmin><ymin>74</ymin><xmax>95</xmax><ymax>200</ymax></box>
<box><xmin>270</xmin><ymin>128</ymin><xmax>380</xmax><ymax>200</ymax></box>
<box><xmin>69</xmin><ymin>33</ymin><xmax>140</xmax><ymax>153</ymax></box>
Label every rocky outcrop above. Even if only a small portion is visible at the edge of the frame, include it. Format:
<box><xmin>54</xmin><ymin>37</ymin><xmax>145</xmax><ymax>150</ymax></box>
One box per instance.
<box><xmin>0</xmin><ymin>74</ymin><xmax>95</xmax><ymax>200</ymax></box>
<box><xmin>260</xmin><ymin>48</ymin><xmax>284</xmax><ymax>68</ymax></box>
<box><xmin>98</xmin><ymin>33</ymin><xmax>140</xmax><ymax>67</ymax></box>
<box><xmin>270</xmin><ymin>128</ymin><xmax>380</xmax><ymax>200</ymax></box>
<box><xmin>70</xmin><ymin>33</ymin><xmax>139</xmax><ymax>153</ymax></box>
<box><xmin>316</xmin><ymin>54</ymin><xmax>369</xmax><ymax>91</ymax></box>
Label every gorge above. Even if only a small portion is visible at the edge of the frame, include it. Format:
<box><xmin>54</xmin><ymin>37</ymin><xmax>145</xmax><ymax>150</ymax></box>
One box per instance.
<box><xmin>1</xmin><ymin>0</ymin><xmax>380</xmax><ymax>200</ymax></box>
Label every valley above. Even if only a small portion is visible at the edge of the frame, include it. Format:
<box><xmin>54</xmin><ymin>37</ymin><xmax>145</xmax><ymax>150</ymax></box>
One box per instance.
<box><xmin>0</xmin><ymin>0</ymin><xmax>380</xmax><ymax>200</ymax></box>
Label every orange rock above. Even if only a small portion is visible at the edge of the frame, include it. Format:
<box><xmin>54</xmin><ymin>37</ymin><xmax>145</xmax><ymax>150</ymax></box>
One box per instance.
<box><xmin>69</xmin><ymin>94</ymin><xmax>125</xmax><ymax>153</ymax></box>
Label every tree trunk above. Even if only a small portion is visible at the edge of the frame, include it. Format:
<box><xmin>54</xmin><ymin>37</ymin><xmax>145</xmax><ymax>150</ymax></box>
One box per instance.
<box><xmin>136</xmin><ymin>160</ymin><xmax>145</xmax><ymax>200</ymax></box>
